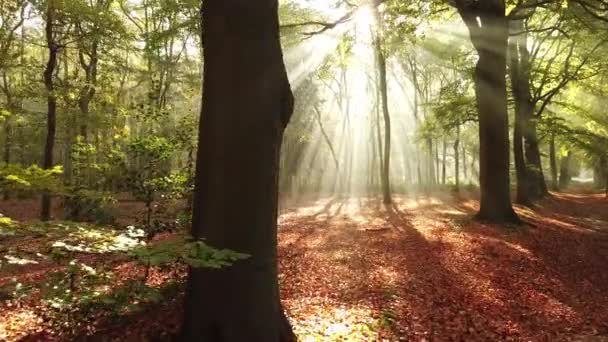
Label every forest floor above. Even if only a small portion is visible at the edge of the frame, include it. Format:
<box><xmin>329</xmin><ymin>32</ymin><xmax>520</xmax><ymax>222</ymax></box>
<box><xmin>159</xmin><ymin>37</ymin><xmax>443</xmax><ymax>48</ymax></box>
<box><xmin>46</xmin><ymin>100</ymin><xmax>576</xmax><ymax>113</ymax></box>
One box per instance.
<box><xmin>1</xmin><ymin>190</ymin><xmax>607</xmax><ymax>341</ymax></box>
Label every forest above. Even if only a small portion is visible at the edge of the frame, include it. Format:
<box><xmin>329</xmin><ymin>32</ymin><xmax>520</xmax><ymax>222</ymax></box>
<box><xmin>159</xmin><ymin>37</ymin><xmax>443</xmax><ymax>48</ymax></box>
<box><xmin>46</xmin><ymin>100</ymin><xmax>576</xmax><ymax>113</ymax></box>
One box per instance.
<box><xmin>0</xmin><ymin>0</ymin><xmax>607</xmax><ymax>340</ymax></box>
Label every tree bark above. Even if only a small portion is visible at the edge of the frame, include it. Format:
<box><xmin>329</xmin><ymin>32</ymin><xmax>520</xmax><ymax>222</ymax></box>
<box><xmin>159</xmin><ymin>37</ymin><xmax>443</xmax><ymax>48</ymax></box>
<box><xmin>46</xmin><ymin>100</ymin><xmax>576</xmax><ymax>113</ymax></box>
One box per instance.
<box><xmin>509</xmin><ymin>20</ymin><xmax>531</xmax><ymax>205</ymax></box>
<box><xmin>455</xmin><ymin>0</ymin><xmax>519</xmax><ymax>222</ymax></box>
<box><xmin>559</xmin><ymin>151</ymin><xmax>572</xmax><ymax>189</ymax></box>
<box><xmin>3</xmin><ymin>115</ymin><xmax>10</xmax><ymax>200</ymax></box>
<box><xmin>180</xmin><ymin>1</ymin><xmax>295</xmax><ymax>341</ymax></box>
<box><xmin>462</xmin><ymin>143</ymin><xmax>467</xmax><ymax>181</ymax></box>
<box><xmin>373</xmin><ymin>6</ymin><xmax>392</xmax><ymax>204</ymax></box>
<box><xmin>41</xmin><ymin>0</ymin><xmax>58</xmax><ymax>221</ymax></box>
<box><xmin>442</xmin><ymin>138</ymin><xmax>447</xmax><ymax>185</ymax></box>
<box><xmin>454</xmin><ymin>126</ymin><xmax>460</xmax><ymax>190</ymax></box>
<box><xmin>549</xmin><ymin>135</ymin><xmax>558</xmax><ymax>191</ymax></box>
<box><xmin>524</xmin><ymin>122</ymin><xmax>549</xmax><ymax>197</ymax></box>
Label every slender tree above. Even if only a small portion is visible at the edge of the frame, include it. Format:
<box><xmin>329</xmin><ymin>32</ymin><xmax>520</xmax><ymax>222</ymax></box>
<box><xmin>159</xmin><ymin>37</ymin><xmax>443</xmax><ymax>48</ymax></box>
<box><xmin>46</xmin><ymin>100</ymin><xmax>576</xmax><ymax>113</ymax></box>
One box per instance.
<box><xmin>41</xmin><ymin>0</ymin><xmax>59</xmax><ymax>221</ymax></box>
<box><xmin>372</xmin><ymin>5</ymin><xmax>392</xmax><ymax>204</ymax></box>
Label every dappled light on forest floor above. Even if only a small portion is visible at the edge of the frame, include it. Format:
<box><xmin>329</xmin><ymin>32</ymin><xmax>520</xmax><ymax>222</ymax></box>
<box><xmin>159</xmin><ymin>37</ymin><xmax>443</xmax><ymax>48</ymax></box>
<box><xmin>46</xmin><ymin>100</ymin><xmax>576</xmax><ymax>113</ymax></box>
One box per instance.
<box><xmin>1</xmin><ymin>192</ymin><xmax>608</xmax><ymax>340</ymax></box>
<box><xmin>278</xmin><ymin>192</ymin><xmax>608</xmax><ymax>341</ymax></box>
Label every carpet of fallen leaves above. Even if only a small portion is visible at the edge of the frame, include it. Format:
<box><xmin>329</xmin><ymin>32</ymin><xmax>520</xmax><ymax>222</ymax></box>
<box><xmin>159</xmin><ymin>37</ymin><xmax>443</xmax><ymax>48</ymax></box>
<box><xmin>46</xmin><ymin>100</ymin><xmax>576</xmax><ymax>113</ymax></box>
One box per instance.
<box><xmin>1</xmin><ymin>190</ymin><xmax>608</xmax><ymax>341</ymax></box>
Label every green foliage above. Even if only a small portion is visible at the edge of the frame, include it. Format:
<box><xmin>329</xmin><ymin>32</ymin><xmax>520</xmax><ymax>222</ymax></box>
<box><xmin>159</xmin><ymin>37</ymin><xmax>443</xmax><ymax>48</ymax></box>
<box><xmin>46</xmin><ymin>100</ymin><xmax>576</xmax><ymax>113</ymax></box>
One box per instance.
<box><xmin>0</xmin><ymin>164</ymin><xmax>64</xmax><ymax>194</ymax></box>
<box><xmin>129</xmin><ymin>235</ymin><xmax>249</xmax><ymax>269</ymax></box>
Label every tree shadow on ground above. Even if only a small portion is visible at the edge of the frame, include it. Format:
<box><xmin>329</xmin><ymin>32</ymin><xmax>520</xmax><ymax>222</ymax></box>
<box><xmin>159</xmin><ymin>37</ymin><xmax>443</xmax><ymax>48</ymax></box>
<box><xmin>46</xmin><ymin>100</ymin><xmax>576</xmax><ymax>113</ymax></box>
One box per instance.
<box><xmin>278</xmin><ymin>193</ymin><xmax>608</xmax><ymax>340</ymax></box>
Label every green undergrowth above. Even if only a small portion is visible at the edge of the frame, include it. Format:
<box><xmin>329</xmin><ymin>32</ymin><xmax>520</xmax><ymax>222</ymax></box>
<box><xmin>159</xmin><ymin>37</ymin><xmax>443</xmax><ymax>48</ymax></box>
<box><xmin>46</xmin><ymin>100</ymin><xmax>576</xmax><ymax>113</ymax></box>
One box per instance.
<box><xmin>0</xmin><ymin>218</ymin><xmax>248</xmax><ymax>335</ymax></box>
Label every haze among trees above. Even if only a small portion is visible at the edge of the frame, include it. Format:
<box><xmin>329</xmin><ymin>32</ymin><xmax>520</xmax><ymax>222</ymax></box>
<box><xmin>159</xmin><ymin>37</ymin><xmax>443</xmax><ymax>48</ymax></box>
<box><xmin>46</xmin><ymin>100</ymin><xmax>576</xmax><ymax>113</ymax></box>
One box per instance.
<box><xmin>1</xmin><ymin>0</ymin><xmax>608</xmax><ymax>341</ymax></box>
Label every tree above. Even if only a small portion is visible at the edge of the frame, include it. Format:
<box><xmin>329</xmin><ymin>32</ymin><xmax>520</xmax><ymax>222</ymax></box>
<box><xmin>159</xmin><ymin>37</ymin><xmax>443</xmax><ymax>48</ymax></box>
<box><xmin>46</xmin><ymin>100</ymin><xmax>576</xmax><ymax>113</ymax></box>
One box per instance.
<box><xmin>372</xmin><ymin>4</ymin><xmax>392</xmax><ymax>204</ymax></box>
<box><xmin>41</xmin><ymin>0</ymin><xmax>60</xmax><ymax>221</ymax></box>
<box><xmin>452</xmin><ymin>0</ymin><xmax>519</xmax><ymax>222</ymax></box>
<box><xmin>180</xmin><ymin>1</ymin><xmax>296</xmax><ymax>341</ymax></box>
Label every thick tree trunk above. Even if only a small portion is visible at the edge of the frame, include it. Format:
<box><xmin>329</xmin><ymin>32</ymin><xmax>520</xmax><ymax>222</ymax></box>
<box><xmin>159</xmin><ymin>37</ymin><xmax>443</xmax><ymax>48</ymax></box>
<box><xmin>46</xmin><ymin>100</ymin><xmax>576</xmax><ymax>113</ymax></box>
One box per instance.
<box><xmin>456</xmin><ymin>1</ymin><xmax>519</xmax><ymax>222</ymax></box>
<box><xmin>549</xmin><ymin>135</ymin><xmax>558</xmax><ymax>191</ymax></box>
<box><xmin>41</xmin><ymin>1</ymin><xmax>58</xmax><ymax>221</ymax></box>
<box><xmin>524</xmin><ymin>124</ymin><xmax>549</xmax><ymax>197</ymax></box>
<box><xmin>180</xmin><ymin>1</ymin><xmax>295</xmax><ymax>341</ymax></box>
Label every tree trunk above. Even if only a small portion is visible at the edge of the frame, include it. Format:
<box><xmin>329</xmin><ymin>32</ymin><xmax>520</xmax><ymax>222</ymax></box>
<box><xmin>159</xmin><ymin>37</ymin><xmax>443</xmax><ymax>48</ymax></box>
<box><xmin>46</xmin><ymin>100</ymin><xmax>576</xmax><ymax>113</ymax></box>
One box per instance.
<box><xmin>455</xmin><ymin>1</ymin><xmax>519</xmax><ymax>222</ymax></box>
<box><xmin>462</xmin><ymin>143</ymin><xmax>467</xmax><ymax>182</ymax></box>
<box><xmin>454</xmin><ymin>127</ymin><xmax>460</xmax><ymax>190</ymax></box>
<box><xmin>180</xmin><ymin>1</ymin><xmax>295</xmax><ymax>341</ymax></box>
<box><xmin>41</xmin><ymin>0</ymin><xmax>58</xmax><ymax>221</ymax></box>
<box><xmin>442</xmin><ymin>138</ymin><xmax>447</xmax><ymax>185</ymax></box>
<box><xmin>3</xmin><ymin>116</ymin><xmax>10</xmax><ymax>200</ymax></box>
<box><xmin>509</xmin><ymin>20</ymin><xmax>531</xmax><ymax>205</ymax></box>
<box><xmin>559</xmin><ymin>151</ymin><xmax>572</xmax><ymax>189</ymax></box>
<box><xmin>373</xmin><ymin>6</ymin><xmax>392</xmax><ymax>205</ymax></box>
<box><xmin>524</xmin><ymin>123</ymin><xmax>549</xmax><ymax>197</ymax></box>
<box><xmin>549</xmin><ymin>135</ymin><xmax>558</xmax><ymax>191</ymax></box>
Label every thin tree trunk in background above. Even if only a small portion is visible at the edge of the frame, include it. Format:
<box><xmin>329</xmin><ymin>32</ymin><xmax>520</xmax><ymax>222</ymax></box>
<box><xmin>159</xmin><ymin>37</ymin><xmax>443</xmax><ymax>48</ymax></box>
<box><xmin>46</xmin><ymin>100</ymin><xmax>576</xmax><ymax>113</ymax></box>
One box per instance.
<box><xmin>180</xmin><ymin>1</ymin><xmax>295</xmax><ymax>340</ymax></box>
<box><xmin>455</xmin><ymin>0</ymin><xmax>519</xmax><ymax>222</ymax></box>
<box><xmin>549</xmin><ymin>135</ymin><xmax>558</xmax><ymax>190</ymax></box>
<box><xmin>462</xmin><ymin>143</ymin><xmax>467</xmax><ymax>182</ymax></box>
<box><xmin>41</xmin><ymin>0</ymin><xmax>58</xmax><ymax>221</ymax></box>
<box><xmin>435</xmin><ymin>141</ymin><xmax>440</xmax><ymax>185</ymax></box>
<box><xmin>442</xmin><ymin>138</ymin><xmax>447</xmax><ymax>185</ymax></box>
<box><xmin>373</xmin><ymin>6</ymin><xmax>392</xmax><ymax>204</ymax></box>
<box><xmin>3</xmin><ymin>116</ymin><xmax>10</xmax><ymax>200</ymax></box>
<box><xmin>427</xmin><ymin>138</ymin><xmax>435</xmax><ymax>188</ymax></box>
<box><xmin>509</xmin><ymin>20</ymin><xmax>531</xmax><ymax>205</ymax></box>
<box><xmin>454</xmin><ymin>126</ymin><xmax>460</xmax><ymax>190</ymax></box>
<box><xmin>559</xmin><ymin>151</ymin><xmax>572</xmax><ymax>189</ymax></box>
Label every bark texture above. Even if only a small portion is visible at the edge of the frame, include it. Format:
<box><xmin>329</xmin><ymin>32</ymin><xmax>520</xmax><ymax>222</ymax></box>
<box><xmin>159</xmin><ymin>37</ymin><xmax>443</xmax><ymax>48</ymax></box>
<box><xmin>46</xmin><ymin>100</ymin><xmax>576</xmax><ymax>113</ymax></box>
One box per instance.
<box><xmin>180</xmin><ymin>1</ymin><xmax>295</xmax><ymax>341</ymax></box>
<box><xmin>455</xmin><ymin>0</ymin><xmax>519</xmax><ymax>222</ymax></box>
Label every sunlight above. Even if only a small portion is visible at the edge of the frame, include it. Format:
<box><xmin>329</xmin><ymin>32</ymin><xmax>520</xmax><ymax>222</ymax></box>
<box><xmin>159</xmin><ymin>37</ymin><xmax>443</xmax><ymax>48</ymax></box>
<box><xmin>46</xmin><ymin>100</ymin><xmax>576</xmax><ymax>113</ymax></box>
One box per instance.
<box><xmin>353</xmin><ymin>5</ymin><xmax>375</xmax><ymax>31</ymax></box>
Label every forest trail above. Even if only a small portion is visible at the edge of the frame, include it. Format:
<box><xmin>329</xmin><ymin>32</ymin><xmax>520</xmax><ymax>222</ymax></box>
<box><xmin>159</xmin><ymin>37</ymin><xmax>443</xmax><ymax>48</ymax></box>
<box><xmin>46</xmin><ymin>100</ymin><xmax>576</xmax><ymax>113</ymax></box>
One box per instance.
<box><xmin>1</xmin><ymin>191</ymin><xmax>608</xmax><ymax>341</ymax></box>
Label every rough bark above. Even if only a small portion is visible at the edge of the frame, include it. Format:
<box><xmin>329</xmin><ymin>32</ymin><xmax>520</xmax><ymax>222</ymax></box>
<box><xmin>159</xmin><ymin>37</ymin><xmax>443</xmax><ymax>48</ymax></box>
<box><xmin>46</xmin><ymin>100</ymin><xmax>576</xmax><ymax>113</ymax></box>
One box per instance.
<box><xmin>455</xmin><ymin>0</ymin><xmax>519</xmax><ymax>222</ymax></box>
<box><xmin>179</xmin><ymin>1</ymin><xmax>295</xmax><ymax>341</ymax></box>
<box><xmin>524</xmin><ymin>123</ymin><xmax>549</xmax><ymax>197</ymax></box>
<box><xmin>41</xmin><ymin>0</ymin><xmax>58</xmax><ymax>221</ymax></box>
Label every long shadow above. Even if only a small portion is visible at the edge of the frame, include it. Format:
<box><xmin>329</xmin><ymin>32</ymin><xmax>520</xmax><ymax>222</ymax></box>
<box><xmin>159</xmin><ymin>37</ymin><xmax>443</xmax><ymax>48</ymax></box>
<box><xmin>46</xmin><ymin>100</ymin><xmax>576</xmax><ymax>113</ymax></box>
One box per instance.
<box><xmin>450</xmin><ymin>194</ymin><xmax>608</xmax><ymax>337</ymax></box>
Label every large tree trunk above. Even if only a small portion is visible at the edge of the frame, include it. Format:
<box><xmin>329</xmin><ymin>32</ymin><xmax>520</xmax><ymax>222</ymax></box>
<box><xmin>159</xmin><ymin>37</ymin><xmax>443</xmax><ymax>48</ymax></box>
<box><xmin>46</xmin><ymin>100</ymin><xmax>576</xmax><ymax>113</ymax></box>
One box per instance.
<box><xmin>41</xmin><ymin>0</ymin><xmax>58</xmax><ymax>221</ymax></box>
<box><xmin>180</xmin><ymin>1</ymin><xmax>295</xmax><ymax>341</ymax></box>
<box><xmin>455</xmin><ymin>1</ymin><xmax>519</xmax><ymax>222</ymax></box>
<box><xmin>524</xmin><ymin>123</ymin><xmax>549</xmax><ymax>197</ymax></box>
